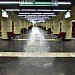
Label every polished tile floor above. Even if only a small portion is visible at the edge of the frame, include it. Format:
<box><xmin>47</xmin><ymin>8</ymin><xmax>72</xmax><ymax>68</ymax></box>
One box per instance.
<box><xmin>0</xmin><ymin>57</ymin><xmax>75</xmax><ymax>75</ymax></box>
<box><xmin>0</xmin><ymin>26</ymin><xmax>75</xmax><ymax>52</ymax></box>
<box><xmin>0</xmin><ymin>26</ymin><xmax>75</xmax><ymax>75</ymax></box>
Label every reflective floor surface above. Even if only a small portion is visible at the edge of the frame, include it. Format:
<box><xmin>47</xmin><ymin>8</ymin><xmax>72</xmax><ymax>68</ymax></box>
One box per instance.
<box><xmin>0</xmin><ymin>57</ymin><xmax>75</xmax><ymax>75</ymax></box>
<box><xmin>0</xmin><ymin>26</ymin><xmax>75</xmax><ymax>52</ymax></box>
<box><xmin>0</xmin><ymin>26</ymin><xmax>75</xmax><ymax>75</ymax></box>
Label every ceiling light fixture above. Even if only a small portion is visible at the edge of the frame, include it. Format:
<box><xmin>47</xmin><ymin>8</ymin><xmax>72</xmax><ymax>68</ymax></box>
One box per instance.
<box><xmin>0</xmin><ymin>1</ymin><xmax>20</xmax><ymax>4</ymax></box>
<box><xmin>52</xmin><ymin>10</ymin><xmax>67</xmax><ymax>11</ymax></box>
<box><xmin>43</xmin><ymin>13</ymin><xmax>55</xmax><ymax>14</ymax></box>
<box><xmin>19</xmin><ymin>13</ymin><xmax>30</xmax><ymax>14</ymax></box>
<box><xmin>28</xmin><ymin>15</ymin><xmax>37</xmax><ymax>16</ymax></box>
<box><xmin>58</xmin><ymin>2</ymin><xmax>71</xmax><ymax>4</ymax></box>
<box><xmin>21</xmin><ymin>9</ymin><xmax>36</xmax><ymax>11</ymax></box>
<box><xmin>5</xmin><ymin>9</ymin><xmax>20</xmax><ymax>11</ymax></box>
<box><xmin>47</xmin><ymin>15</ymin><xmax>56</xmax><ymax>16</ymax></box>
<box><xmin>38</xmin><ymin>15</ymin><xmax>47</xmax><ymax>16</ymax></box>
<box><xmin>19</xmin><ymin>0</ymin><xmax>58</xmax><ymax>6</ymax></box>
<box><xmin>19</xmin><ymin>2</ymin><xmax>58</xmax><ymax>6</ymax></box>
<box><xmin>20</xmin><ymin>2</ymin><xmax>33</xmax><ymax>4</ymax></box>
<box><xmin>31</xmin><ymin>13</ymin><xmax>42</xmax><ymax>14</ymax></box>
<box><xmin>37</xmin><ymin>9</ymin><xmax>51</xmax><ymax>11</ymax></box>
<box><xmin>52</xmin><ymin>0</ymin><xmax>58</xmax><ymax>5</ymax></box>
<box><xmin>0</xmin><ymin>1</ymin><xmax>71</xmax><ymax>5</ymax></box>
<box><xmin>18</xmin><ymin>15</ymin><xmax>27</xmax><ymax>16</ymax></box>
<box><xmin>2</xmin><ymin>10</ymin><xmax>8</xmax><ymax>18</ymax></box>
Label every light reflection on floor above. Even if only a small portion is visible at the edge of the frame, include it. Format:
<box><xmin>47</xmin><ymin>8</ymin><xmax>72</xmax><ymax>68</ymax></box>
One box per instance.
<box><xmin>24</xmin><ymin>26</ymin><xmax>50</xmax><ymax>52</ymax></box>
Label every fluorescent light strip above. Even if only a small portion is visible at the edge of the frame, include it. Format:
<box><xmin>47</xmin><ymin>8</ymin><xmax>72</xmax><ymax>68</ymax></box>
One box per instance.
<box><xmin>31</xmin><ymin>13</ymin><xmax>42</xmax><ymax>14</ymax></box>
<box><xmin>18</xmin><ymin>15</ymin><xmax>27</xmax><ymax>16</ymax></box>
<box><xmin>58</xmin><ymin>2</ymin><xmax>71</xmax><ymax>4</ymax></box>
<box><xmin>52</xmin><ymin>10</ymin><xmax>67</xmax><ymax>11</ymax></box>
<box><xmin>47</xmin><ymin>15</ymin><xmax>56</xmax><ymax>16</ymax></box>
<box><xmin>37</xmin><ymin>9</ymin><xmax>51</xmax><ymax>11</ymax></box>
<box><xmin>28</xmin><ymin>15</ymin><xmax>37</xmax><ymax>16</ymax></box>
<box><xmin>0</xmin><ymin>1</ymin><xmax>71</xmax><ymax>5</ymax></box>
<box><xmin>35</xmin><ymin>2</ymin><xmax>53</xmax><ymax>4</ymax></box>
<box><xmin>5</xmin><ymin>9</ymin><xmax>20</xmax><ymax>11</ymax></box>
<box><xmin>0</xmin><ymin>1</ymin><xmax>20</xmax><ymax>4</ymax></box>
<box><xmin>43</xmin><ymin>13</ymin><xmax>54</xmax><ymax>14</ymax></box>
<box><xmin>20</xmin><ymin>2</ymin><xmax>33</xmax><ymax>4</ymax></box>
<box><xmin>38</xmin><ymin>15</ymin><xmax>46</xmax><ymax>16</ymax></box>
<box><xmin>20</xmin><ymin>2</ymin><xmax>58</xmax><ymax>6</ymax></box>
<box><xmin>19</xmin><ymin>13</ymin><xmax>30</xmax><ymax>14</ymax></box>
<box><xmin>44</xmin><ymin>17</ymin><xmax>49</xmax><ymax>18</ymax></box>
<box><xmin>21</xmin><ymin>9</ymin><xmax>36</xmax><ymax>11</ymax></box>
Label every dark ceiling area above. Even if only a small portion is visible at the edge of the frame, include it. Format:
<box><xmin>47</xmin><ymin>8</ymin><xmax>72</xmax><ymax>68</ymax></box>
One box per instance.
<box><xmin>0</xmin><ymin>0</ymin><xmax>75</xmax><ymax>21</ymax></box>
<box><xmin>0</xmin><ymin>0</ymin><xmax>74</xmax><ymax>13</ymax></box>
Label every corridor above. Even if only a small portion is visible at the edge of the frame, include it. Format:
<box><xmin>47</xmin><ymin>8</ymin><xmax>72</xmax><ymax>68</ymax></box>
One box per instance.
<box><xmin>0</xmin><ymin>26</ymin><xmax>75</xmax><ymax>52</ymax></box>
<box><xmin>0</xmin><ymin>0</ymin><xmax>75</xmax><ymax>75</ymax></box>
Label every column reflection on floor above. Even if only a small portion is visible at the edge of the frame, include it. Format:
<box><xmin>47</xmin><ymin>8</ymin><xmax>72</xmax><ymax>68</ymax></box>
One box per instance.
<box><xmin>0</xmin><ymin>57</ymin><xmax>75</xmax><ymax>75</ymax></box>
<box><xmin>24</xmin><ymin>26</ymin><xmax>50</xmax><ymax>52</ymax></box>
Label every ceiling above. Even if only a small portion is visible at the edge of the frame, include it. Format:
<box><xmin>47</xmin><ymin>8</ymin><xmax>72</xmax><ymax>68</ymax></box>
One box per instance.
<box><xmin>0</xmin><ymin>0</ymin><xmax>75</xmax><ymax>22</ymax></box>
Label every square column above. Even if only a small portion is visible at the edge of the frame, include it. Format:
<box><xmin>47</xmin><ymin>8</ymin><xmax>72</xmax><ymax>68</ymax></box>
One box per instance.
<box><xmin>1</xmin><ymin>18</ymin><xmax>12</xmax><ymax>39</ymax></box>
<box><xmin>14</xmin><ymin>20</ymin><xmax>21</xmax><ymax>34</ymax></box>
<box><xmin>53</xmin><ymin>20</ymin><xmax>60</xmax><ymax>35</ymax></box>
<box><xmin>46</xmin><ymin>21</ymin><xmax>49</xmax><ymax>30</ymax></box>
<box><xmin>24</xmin><ymin>21</ymin><xmax>28</xmax><ymax>30</ymax></box>
<box><xmin>62</xmin><ymin>19</ymin><xmax>72</xmax><ymax>40</ymax></box>
<box><xmin>50</xmin><ymin>21</ymin><xmax>53</xmax><ymax>32</ymax></box>
<box><xmin>21</xmin><ymin>20</ymin><xmax>25</xmax><ymax>29</ymax></box>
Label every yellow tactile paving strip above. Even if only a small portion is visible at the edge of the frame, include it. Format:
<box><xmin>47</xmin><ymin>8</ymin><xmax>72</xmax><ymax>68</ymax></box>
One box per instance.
<box><xmin>0</xmin><ymin>52</ymin><xmax>75</xmax><ymax>57</ymax></box>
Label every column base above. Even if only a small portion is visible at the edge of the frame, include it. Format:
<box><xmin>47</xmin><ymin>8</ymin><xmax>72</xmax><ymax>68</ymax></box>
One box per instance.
<box><xmin>62</xmin><ymin>39</ymin><xmax>72</xmax><ymax>41</ymax></box>
<box><xmin>15</xmin><ymin>34</ymin><xmax>21</xmax><ymax>36</ymax></box>
<box><xmin>53</xmin><ymin>34</ymin><xmax>59</xmax><ymax>36</ymax></box>
<box><xmin>2</xmin><ymin>39</ymin><xmax>11</xmax><ymax>40</ymax></box>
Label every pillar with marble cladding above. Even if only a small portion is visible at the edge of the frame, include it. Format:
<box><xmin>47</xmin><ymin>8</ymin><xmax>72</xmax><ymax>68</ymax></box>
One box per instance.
<box><xmin>62</xmin><ymin>18</ymin><xmax>72</xmax><ymax>40</ymax></box>
<box><xmin>53</xmin><ymin>20</ymin><xmax>60</xmax><ymax>35</ymax></box>
<box><xmin>14</xmin><ymin>20</ymin><xmax>21</xmax><ymax>34</ymax></box>
<box><xmin>1</xmin><ymin>18</ymin><xmax>12</xmax><ymax>39</ymax></box>
<box><xmin>46</xmin><ymin>21</ymin><xmax>49</xmax><ymax>30</ymax></box>
<box><xmin>50</xmin><ymin>21</ymin><xmax>53</xmax><ymax>32</ymax></box>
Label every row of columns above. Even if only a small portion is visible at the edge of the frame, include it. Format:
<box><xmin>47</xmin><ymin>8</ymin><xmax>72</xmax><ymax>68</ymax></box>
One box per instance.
<box><xmin>0</xmin><ymin>11</ymin><xmax>33</xmax><ymax>39</ymax></box>
<box><xmin>0</xmin><ymin>6</ymin><xmax>75</xmax><ymax>40</ymax></box>
<box><xmin>38</xmin><ymin>6</ymin><xmax>75</xmax><ymax>40</ymax></box>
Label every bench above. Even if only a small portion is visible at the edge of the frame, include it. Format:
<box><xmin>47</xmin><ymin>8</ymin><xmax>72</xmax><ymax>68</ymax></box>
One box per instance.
<box><xmin>58</xmin><ymin>32</ymin><xmax>66</xmax><ymax>39</ymax></box>
<box><xmin>7</xmin><ymin>32</ymin><xmax>16</xmax><ymax>39</ymax></box>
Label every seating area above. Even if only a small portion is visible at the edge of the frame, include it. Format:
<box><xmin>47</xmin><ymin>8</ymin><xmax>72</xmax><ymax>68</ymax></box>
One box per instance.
<box><xmin>7</xmin><ymin>32</ymin><xmax>16</xmax><ymax>39</ymax></box>
<box><xmin>57</xmin><ymin>32</ymin><xmax>66</xmax><ymax>39</ymax></box>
